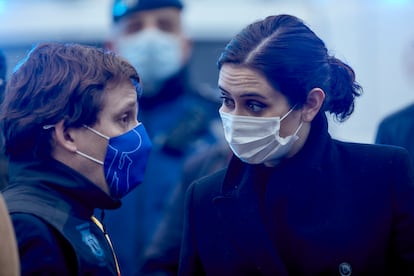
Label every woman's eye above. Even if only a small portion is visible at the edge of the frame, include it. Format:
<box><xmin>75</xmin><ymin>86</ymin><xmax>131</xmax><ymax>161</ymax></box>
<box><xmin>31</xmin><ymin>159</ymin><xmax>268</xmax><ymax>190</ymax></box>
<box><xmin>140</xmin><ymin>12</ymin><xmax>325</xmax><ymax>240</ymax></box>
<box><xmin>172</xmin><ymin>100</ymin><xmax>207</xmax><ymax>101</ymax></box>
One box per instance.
<box><xmin>247</xmin><ymin>101</ymin><xmax>265</xmax><ymax>113</ymax></box>
<box><xmin>220</xmin><ymin>96</ymin><xmax>235</xmax><ymax>109</ymax></box>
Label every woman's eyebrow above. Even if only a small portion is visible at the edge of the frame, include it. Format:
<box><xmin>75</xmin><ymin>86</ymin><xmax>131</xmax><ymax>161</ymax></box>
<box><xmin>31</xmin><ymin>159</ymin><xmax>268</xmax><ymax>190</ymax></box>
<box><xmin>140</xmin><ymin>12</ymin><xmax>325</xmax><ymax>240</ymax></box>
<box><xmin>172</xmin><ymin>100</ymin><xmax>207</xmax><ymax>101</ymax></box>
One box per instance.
<box><xmin>239</xmin><ymin>93</ymin><xmax>267</xmax><ymax>99</ymax></box>
<box><xmin>219</xmin><ymin>86</ymin><xmax>266</xmax><ymax>98</ymax></box>
<box><xmin>218</xmin><ymin>86</ymin><xmax>230</xmax><ymax>95</ymax></box>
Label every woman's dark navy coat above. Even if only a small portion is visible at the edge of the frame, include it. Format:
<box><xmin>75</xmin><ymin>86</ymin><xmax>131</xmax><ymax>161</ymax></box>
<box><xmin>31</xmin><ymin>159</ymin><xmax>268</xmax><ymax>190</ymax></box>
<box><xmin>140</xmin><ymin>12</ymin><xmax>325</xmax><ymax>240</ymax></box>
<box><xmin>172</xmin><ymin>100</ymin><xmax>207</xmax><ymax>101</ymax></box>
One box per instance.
<box><xmin>179</xmin><ymin>113</ymin><xmax>414</xmax><ymax>275</ymax></box>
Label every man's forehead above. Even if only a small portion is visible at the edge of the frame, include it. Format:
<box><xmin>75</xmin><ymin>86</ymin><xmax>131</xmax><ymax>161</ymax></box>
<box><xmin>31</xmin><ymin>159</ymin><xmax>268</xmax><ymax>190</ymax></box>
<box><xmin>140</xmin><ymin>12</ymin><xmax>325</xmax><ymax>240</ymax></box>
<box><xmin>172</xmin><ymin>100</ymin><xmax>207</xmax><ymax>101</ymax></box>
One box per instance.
<box><xmin>114</xmin><ymin>7</ymin><xmax>183</xmax><ymax>35</ymax></box>
<box><xmin>120</xmin><ymin>7</ymin><xmax>182</xmax><ymax>24</ymax></box>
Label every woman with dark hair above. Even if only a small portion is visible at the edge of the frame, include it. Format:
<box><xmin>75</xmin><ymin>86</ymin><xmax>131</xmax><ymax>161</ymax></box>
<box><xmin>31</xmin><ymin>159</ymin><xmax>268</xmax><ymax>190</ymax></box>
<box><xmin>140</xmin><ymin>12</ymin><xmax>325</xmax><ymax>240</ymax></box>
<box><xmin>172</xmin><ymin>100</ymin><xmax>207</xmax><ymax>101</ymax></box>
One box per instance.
<box><xmin>179</xmin><ymin>14</ymin><xmax>414</xmax><ymax>275</ymax></box>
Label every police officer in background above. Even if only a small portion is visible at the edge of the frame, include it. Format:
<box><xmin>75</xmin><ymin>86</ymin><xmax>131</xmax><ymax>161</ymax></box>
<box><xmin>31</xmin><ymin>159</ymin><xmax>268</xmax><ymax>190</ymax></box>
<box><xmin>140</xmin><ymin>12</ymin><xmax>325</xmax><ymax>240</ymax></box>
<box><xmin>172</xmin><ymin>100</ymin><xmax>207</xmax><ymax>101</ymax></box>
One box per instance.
<box><xmin>375</xmin><ymin>39</ymin><xmax>414</xmax><ymax>162</ymax></box>
<box><xmin>105</xmin><ymin>0</ymin><xmax>224</xmax><ymax>274</ymax></box>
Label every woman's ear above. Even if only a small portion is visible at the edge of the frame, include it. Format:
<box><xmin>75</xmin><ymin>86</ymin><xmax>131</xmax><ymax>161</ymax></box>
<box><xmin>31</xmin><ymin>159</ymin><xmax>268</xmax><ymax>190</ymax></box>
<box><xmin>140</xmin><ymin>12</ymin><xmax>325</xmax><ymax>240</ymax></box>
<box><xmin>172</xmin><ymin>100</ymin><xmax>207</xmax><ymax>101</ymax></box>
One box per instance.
<box><xmin>53</xmin><ymin>120</ymin><xmax>77</xmax><ymax>152</ymax></box>
<box><xmin>301</xmin><ymin>88</ymin><xmax>325</xmax><ymax>122</ymax></box>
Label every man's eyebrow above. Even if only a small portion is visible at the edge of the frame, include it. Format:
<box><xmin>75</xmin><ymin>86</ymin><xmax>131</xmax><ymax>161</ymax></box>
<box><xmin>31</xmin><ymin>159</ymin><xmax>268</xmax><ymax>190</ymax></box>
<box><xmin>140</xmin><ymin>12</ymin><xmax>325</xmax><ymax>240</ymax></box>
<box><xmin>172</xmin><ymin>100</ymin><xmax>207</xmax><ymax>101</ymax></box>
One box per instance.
<box><xmin>117</xmin><ymin>100</ymin><xmax>138</xmax><ymax>114</ymax></box>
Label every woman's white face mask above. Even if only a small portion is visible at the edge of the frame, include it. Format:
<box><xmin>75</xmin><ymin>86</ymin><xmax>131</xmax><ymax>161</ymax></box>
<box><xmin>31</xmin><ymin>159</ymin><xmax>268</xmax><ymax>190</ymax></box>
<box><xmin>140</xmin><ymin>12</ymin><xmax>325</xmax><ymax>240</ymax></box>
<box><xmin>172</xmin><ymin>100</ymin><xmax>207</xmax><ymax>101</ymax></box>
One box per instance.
<box><xmin>220</xmin><ymin>107</ymin><xmax>302</xmax><ymax>166</ymax></box>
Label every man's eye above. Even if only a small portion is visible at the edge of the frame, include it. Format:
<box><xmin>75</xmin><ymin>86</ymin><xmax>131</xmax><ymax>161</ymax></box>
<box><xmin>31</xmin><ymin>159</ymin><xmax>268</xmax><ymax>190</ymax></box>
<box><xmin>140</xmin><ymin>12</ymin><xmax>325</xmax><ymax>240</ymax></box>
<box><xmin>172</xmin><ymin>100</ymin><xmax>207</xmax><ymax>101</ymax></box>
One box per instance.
<box><xmin>126</xmin><ymin>22</ymin><xmax>144</xmax><ymax>34</ymax></box>
<box><xmin>120</xmin><ymin>114</ymin><xmax>129</xmax><ymax>124</ymax></box>
<box><xmin>157</xmin><ymin>19</ymin><xmax>177</xmax><ymax>33</ymax></box>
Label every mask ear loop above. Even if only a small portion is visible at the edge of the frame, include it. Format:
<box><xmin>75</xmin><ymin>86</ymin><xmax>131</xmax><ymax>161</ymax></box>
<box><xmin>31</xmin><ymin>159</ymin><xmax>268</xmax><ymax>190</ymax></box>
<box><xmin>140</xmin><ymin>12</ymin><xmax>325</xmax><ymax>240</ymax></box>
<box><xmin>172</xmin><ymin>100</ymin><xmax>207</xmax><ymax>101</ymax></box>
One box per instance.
<box><xmin>75</xmin><ymin>150</ymin><xmax>104</xmax><ymax>165</ymax></box>
<box><xmin>74</xmin><ymin>125</ymin><xmax>109</xmax><ymax>165</ymax></box>
<box><xmin>290</xmin><ymin>104</ymin><xmax>303</xmax><ymax>136</ymax></box>
<box><xmin>293</xmin><ymin>122</ymin><xmax>303</xmax><ymax>136</ymax></box>
<box><xmin>43</xmin><ymin>125</ymin><xmax>55</xmax><ymax>130</ymax></box>
<box><xmin>279</xmin><ymin>104</ymin><xmax>302</xmax><ymax>137</ymax></box>
<box><xmin>83</xmin><ymin>125</ymin><xmax>110</xmax><ymax>140</ymax></box>
<box><xmin>280</xmin><ymin>104</ymin><xmax>298</xmax><ymax>121</ymax></box>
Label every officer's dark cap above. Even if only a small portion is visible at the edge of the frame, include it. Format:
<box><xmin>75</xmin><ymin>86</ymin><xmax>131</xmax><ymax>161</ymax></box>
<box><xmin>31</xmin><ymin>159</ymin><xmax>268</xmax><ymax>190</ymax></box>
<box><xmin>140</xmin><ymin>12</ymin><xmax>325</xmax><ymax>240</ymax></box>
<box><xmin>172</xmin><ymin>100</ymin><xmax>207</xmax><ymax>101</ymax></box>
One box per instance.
<box><xmin>112</xmin><ymin>0</ymin><xmax>184</xmax><ymax>23</ymax></box>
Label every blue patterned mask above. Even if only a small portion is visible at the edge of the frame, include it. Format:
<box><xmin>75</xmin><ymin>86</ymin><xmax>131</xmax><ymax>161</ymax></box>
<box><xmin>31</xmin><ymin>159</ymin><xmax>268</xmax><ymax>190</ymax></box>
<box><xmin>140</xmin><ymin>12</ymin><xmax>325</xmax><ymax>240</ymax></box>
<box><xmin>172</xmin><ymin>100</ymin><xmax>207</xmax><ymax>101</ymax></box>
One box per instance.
<box><xmin>77</xmin><ymin>123</ymin><xmax>152</xmax><ymax>198</ymax></box>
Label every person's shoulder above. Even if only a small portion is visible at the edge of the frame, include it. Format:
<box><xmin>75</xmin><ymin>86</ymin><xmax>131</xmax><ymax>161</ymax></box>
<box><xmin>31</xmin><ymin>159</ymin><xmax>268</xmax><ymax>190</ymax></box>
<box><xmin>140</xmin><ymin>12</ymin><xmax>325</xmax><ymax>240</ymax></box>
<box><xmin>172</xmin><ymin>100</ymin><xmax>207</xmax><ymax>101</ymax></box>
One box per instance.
<box><xmin>194</xmin><ymin>168</ymin><xmax>227</xmax><ymax>185</ymax></box>
<box><xmin>10</xmin><ymin>212</ymin><xmax>71</xmax><ymax>255</ymax></box>
<box><xmin>187</xmin><ymin>168</ymin><xmax>227</xmax><ymax>200</ymax></box>
<box><xmin>334</xmin><ymin>140</ymin><xmax>410</xmax><ymax>163</ymax></box>
<box><xmin>11</xmin><ymin>212</ymin><xmax>56</xmax><ymax>240</ymax></box>
<box><xmin>330</xmin><ymin>141</ymin><xmax>413</xmax><ymax>185</ymax></box>
<box><xmin>10</xmin><ymin>212</ymin><xmax>75</xmax><ymax>274</ymax></box>
<box><xmin>379</xmin><ymin>103</ymin><xmax>414</xmax><ymax>125</ymax></box>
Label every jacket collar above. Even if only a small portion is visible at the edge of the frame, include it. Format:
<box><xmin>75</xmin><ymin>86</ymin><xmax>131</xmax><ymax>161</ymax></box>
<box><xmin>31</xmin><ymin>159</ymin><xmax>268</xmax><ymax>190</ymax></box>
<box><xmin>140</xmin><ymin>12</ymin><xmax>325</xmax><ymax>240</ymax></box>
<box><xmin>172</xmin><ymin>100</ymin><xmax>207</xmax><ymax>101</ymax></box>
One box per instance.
<box><xmin>7</xmin><ymin>159</ymin><xmax>121</xmax><ymax>215</ymax></box>
<box><xmin>139</xmin><ymin>65</ymin><xmax>189</xmax><ymax>109</ymax></box>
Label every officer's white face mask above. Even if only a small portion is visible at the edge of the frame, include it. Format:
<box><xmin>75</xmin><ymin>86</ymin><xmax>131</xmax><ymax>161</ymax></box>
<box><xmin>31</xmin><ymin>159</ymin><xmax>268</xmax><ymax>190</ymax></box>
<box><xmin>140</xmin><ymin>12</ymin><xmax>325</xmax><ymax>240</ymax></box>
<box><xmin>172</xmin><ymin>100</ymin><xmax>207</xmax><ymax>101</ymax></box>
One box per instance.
<box><xmin>117</xmin><ymin>29</ymin><xmax>183</xmax><ymax>96</ymax></box>
<box><xmin>219</xmin><ymin>107</ymin><xmax>302</xmax><ymax>166</ymax></box>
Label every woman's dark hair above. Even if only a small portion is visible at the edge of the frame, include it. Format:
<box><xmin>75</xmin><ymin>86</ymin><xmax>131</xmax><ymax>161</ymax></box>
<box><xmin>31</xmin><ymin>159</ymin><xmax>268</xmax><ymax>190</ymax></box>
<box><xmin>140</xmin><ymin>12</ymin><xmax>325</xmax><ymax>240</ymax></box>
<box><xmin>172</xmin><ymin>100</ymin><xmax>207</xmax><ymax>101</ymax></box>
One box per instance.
<box><xmin>0</xmin><ymin>42</ymin><xmax>140</xmax><ymax>160</ymax></box>
<box><xmin>217</xmin><ymin>14</ymin><xmax>362</xmax><ymax>121</ymax></box>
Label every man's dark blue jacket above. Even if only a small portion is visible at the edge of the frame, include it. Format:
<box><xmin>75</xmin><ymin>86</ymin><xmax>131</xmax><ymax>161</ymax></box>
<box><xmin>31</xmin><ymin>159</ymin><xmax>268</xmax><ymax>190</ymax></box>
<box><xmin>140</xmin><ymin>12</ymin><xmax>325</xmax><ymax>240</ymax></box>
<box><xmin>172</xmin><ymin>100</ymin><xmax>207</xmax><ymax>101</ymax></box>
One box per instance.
<box><xmin>3</xmin><ymin>159</ymin><xmax>121</xmax><ymax>275</ymax></box>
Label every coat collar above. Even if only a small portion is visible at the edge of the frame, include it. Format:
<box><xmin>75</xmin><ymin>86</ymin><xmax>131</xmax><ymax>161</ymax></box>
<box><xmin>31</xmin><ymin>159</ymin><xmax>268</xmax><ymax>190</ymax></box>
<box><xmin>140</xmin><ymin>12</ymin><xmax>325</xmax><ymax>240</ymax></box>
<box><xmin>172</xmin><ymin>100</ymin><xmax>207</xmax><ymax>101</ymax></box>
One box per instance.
<box><xmin>7</xmin><ymin>159</ymin><xmax>121</xmax><ymax>216</ymax></box>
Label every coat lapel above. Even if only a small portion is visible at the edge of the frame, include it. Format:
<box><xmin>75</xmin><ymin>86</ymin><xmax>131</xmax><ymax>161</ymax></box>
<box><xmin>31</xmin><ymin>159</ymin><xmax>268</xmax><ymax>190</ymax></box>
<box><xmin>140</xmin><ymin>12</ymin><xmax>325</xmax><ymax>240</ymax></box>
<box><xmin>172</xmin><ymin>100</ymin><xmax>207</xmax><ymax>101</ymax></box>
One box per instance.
<box><xmin>212</xmin><ymin>157</ymin><xmax>288</xmax><ymax>274</ymax></box>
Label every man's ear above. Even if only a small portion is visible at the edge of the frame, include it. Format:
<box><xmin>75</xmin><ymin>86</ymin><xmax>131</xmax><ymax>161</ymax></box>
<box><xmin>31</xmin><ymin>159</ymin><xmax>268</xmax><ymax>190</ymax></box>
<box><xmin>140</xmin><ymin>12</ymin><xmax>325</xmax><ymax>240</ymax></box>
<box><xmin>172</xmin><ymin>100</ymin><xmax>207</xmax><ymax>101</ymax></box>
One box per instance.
<box><xmin>301</xmin><ymin>88</ymin><xmax>325</xmax><ymax>122</ymax></box>
<box><xmin>53</xmin><ymin>120</ymin><xmax>77</xmax><ymax>152</ymax></box>
<box><xmin>181</xmin><ymin>37</ymin><xmax>193</xmax><ymax>64</ymax></box>
<box><xmin>104</xmin><ymin>40</ymin><xmax>116</xmax><ymax>52</ymax></box>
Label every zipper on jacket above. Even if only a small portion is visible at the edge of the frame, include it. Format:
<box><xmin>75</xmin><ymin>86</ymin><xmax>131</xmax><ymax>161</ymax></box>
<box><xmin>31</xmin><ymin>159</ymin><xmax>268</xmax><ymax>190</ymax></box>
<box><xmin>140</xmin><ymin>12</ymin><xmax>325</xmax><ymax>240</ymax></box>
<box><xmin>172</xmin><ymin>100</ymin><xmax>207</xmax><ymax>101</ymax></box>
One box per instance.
<box><xmin>91</xmin><ymin>216</ymin><xmax>121</xmax><ymax>276</ymax></box>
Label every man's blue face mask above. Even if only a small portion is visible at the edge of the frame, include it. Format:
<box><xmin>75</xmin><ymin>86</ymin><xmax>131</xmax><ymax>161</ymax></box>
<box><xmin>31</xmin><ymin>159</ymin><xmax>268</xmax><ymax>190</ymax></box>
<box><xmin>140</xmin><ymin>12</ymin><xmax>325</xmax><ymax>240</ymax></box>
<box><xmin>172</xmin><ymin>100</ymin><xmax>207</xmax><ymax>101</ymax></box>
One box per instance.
<box><xmin>77</xmin><ymin>123</ymin><xmax>152</xmax><ymax>199</ymax></box>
